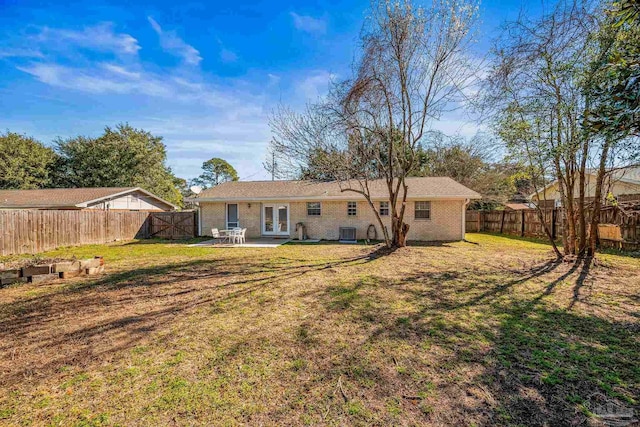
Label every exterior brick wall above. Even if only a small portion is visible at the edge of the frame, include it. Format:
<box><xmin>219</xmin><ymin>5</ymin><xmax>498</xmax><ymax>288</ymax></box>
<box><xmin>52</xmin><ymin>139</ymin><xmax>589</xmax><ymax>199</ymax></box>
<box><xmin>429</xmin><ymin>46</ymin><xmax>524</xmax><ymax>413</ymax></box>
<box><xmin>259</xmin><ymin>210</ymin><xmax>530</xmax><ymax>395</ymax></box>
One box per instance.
<box><xmin>199</xmin><ymin>199</ymin><xmax>465</xmax><ymax>242</ymax></box>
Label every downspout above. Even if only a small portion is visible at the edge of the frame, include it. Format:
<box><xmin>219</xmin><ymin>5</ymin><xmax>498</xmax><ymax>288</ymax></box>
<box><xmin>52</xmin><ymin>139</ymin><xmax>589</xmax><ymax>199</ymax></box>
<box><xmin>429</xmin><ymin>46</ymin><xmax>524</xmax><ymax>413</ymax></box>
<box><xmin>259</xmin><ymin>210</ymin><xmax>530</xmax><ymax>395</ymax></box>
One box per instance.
<box><xmin>462</xmin><ymin>199</ymin><xmax>470</xmax><ymax>240</ymax></box>
<box><xmin>195</xmin><ymin>202</ymin><xmax>202</xmax><ymax>237</ymax></box>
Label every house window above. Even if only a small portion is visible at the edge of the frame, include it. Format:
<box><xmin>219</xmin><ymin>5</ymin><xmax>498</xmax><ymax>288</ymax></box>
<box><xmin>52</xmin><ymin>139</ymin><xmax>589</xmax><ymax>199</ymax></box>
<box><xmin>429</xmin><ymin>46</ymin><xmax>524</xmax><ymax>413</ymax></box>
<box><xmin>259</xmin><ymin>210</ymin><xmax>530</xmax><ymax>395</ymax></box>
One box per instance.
<box><xmin>379</xmin><ymin>201</ymin><xmax>389</xmax><ymax>216</ymax></box>
<box><xmin>415</xmin><ymin>201</ymin><xmax>431</xmax><ymax>220</ymax></box>
<box><xmin>307</xmin><ymin>202</ymin><xmax>321</xmax><ymax>216</ymax></box>
<box><xmin>347</xmin><ymin>201</ymin><xmax>357</xmax><ymax>216</ymax></box>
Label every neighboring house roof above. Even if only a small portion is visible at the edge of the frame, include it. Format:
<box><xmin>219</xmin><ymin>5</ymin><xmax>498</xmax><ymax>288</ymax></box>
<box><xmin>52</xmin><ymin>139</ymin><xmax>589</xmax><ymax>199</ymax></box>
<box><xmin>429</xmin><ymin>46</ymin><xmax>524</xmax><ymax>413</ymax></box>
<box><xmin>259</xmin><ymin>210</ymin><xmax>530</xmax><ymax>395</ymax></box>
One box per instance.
<box><xmin>192</xmin><ymin>177</ymin><xmax>481</xmax><ymax>201</ymax></box>
<box><xmin>504</xmin><ymin>203</ymin><xmax>533</xmax><ymax>211</ymax></box>
<box><xmin>530</xmin><ymin>166</ymin><xmax>640</xmax><ymax>200</ymax></box>
<box><xmin>608</xmin><ymin>166</ymin><xmax>640</xmax><ymax>185</ymax></box>
<box><xmin>0</xmin><ymin>187</ymin><xmax>177</xmax><ymax>210</ymax></box>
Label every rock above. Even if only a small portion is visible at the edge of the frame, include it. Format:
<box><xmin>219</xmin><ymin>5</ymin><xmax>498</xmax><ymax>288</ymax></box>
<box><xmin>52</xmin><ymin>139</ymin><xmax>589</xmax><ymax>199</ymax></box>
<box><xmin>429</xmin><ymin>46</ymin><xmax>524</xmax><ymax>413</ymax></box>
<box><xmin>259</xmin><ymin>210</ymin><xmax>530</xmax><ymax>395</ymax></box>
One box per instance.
<box><xmin>29</xmin><ymin>273</ymin><xmax>59</xmax><ymax>284</ymax></box>
<box><xmin>59</xmin><ymin>270</ymin><xmax>83</xmax><ymax>279</ymax></box>
<box><xmin>0</xmin><ymin>277</ymin><xmax>27</xmax><ymax>287</ymax></box>
<box><xmin>22</xmin><ymin>265</ymin><xmax>52</xmax><ymax>277</ymax></box>
<box><xmin>52</xmin><ymin>261</ymin><xmax>80</xmax><ymax>273</ymax></box>
<box><xmin>80</xmin><ymin>258</ymin><xmax>101</xmax><ymax>269</ymax></box>
<box><xmin>85</xmin><ymin>266</ymin><xmax>105</xmax><ymax>275</ymax></box>
<box><xmin>0</xmin><ymin>269</ymin><xmax>21</xmax><ymax>280</ymax></box>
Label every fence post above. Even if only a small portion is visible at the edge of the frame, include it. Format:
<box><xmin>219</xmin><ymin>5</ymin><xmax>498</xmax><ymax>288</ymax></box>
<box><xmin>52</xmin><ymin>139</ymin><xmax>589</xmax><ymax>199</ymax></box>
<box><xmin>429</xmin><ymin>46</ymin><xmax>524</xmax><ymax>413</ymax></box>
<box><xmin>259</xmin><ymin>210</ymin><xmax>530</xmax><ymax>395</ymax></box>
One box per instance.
<box><xmin>521</xmin><ymin>210</ymin><xmax>525</xmax><ymax>237</ymax></box>
<box><xmin>500</xmin><ymin>210</ymin><xmax>506</xmax><ymax>234</ymax></box>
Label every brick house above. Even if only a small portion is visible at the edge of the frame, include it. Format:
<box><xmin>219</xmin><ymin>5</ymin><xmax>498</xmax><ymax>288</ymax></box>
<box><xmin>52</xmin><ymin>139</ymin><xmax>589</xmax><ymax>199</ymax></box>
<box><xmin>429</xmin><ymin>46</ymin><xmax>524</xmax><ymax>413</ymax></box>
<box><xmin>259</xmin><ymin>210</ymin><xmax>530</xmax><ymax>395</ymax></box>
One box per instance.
<box><xmin>192</xmin><ymin>178</ymin><xmax>480</xmax><ymax>242</ymax></box>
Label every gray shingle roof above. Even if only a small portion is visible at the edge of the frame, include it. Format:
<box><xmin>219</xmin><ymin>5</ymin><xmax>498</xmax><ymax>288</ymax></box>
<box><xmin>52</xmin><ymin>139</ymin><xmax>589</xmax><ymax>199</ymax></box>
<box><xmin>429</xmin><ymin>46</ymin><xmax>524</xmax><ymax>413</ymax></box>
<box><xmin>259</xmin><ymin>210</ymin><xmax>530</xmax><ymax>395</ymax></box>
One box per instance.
<box><xmin>195</xmin><ymin>177</ymin><xmax>481</xmax><ymax>201</ymax></box>
<box><xmin>0</xmin><ymin>187</ymin><xmax>175</xmax><ymax>209</ymax></box>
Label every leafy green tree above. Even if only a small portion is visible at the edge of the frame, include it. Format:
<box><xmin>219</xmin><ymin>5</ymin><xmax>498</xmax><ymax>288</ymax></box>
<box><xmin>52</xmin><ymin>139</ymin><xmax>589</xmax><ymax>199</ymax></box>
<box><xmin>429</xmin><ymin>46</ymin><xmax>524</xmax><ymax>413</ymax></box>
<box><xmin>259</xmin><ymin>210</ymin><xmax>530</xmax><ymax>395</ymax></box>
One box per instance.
<box><xmin>586</xmin><ymin>0</ymin><xmax>639</xmax><ymax>137</ymax></box>
<box><xmin>192</xmin><ymin>158</ymin><xmax>238</xmax><ymax>188</ymax></box>
<box><xmin>0</xmin><ymin>131</ymin><xmax>57</xmax><ymax>189</ymax></box>
<box><xmin>579</xmin><ymin>0</ymin><xmax>640</xmax><ymax>255</ymax></box>
<box><xmin>55</xmin><ymin>124</ymin><xmax>183</xmax><ymax>206</ymax></box>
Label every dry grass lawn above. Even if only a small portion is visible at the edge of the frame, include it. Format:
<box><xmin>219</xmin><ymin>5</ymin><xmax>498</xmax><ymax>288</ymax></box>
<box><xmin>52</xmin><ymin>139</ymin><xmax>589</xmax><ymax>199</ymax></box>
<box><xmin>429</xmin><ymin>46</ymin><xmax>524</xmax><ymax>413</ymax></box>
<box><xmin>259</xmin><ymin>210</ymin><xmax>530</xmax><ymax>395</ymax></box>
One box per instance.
<box><xmin>0</xmin><ymin>233</ymin><xmax>638</xmax><ymax>426</ymax></box>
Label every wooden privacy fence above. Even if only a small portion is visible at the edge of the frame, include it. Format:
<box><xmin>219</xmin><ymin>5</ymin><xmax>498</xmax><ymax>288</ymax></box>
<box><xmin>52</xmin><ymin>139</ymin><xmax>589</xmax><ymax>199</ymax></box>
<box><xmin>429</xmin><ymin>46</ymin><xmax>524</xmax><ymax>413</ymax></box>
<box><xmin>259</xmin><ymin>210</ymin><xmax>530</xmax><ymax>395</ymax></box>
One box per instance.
<box><xmin>0</xmin><ymin>210</ymin><xmax>197</xmax><ymax>256</ymax></box>
<box><xmin>466</xmin><ymin>209</ymin><xmax>562</xmax><ymax>239</ymax></box>
<box><xmin>466</xmin><ymin>207</ymin><xmax>640</xmax><ymax>250</ymax></box>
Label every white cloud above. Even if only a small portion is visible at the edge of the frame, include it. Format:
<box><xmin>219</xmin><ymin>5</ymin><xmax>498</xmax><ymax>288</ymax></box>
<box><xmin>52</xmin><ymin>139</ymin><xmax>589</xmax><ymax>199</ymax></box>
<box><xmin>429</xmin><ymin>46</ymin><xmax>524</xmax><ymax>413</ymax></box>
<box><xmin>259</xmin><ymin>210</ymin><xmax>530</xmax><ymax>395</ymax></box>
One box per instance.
<box><xmin>290</xmin><ymin>12</ymin><xmax>327</xmax><ymax>34</ymax></box>
<box><xmin>267</xmin><ymin>73</ymin><xmax>281</xmax><ymax>87</ymax></box>
<box><xmin>430</xmin><ymin>115</ymin><xmax>486</xmax><ymax>138</ymax></box>
<box><xmin>220</xmin><ymin>48</ymin><xmax>238</xmax><ymax>63</ymax></box>
<box><xmin>101</xmin><ymin>63</ymin><xmax>141</xmax><ymax>79</ymax></box>
<box><xmin>39</xmin><ymin>23</ymin><xmax>140</xmax><ymax>55</ymax></box>
<box><xmin>17</xmin><ymin>63</ymin><xmax>173</xmax><ymax>97</ymax></box>
<box><xmin>148</xmin><ymin>17</ymin><xmax>202</xmax><ymax>66</ymax></box>
<box><xmin>296</xmin><ymin>70</ymin><xmax>335</xmax><ymax>101</ymax></box>
<box><xmin>1</xmin><ymin>20</ymin><xmax>336</xmax><ymax>182</ymax></box>
<box><xmin>0</xmin><ymin>48</ymin><xmax>44</xmax><ymax>58</ymax></box>
<box><xmin>139</xmin><ymin>115</ymin><xmax>272</xmax><ymax>180</ymax></box>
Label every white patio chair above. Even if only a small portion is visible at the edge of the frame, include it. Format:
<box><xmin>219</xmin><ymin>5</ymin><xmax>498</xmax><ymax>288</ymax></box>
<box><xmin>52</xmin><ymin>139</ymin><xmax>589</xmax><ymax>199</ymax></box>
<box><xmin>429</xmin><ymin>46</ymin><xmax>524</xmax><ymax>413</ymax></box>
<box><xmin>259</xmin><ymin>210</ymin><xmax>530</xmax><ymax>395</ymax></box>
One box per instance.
<box><xmin>238</xmin><ymin>228</ymin><xmax>247</xmax><ymax>245</ymax></box>
<box><xmin>211</xmin><ymin>228</ymin><xmax>227</xmax><ymax>244</ymax></box>
<box><xmin>227</xmin><ymin>228</ymin><xmax>240</xmax><ymax>245</ymax></box>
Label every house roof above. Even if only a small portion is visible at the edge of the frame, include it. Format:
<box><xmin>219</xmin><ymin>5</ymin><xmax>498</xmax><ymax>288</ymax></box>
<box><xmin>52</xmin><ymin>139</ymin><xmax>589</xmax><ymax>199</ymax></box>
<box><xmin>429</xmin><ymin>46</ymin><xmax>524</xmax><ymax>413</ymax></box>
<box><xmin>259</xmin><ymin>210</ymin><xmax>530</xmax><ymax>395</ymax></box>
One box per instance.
<box><xmin>0</xmin><ymin>187</ymin><xmax>177</xmax><ymax>210</ymax></box>
<box><xmin>192</xmin><ymin>177</ymin><xmax>481</xmax><ymax>201</ymax></box>
<box><xmin>608</xmin><ymin>166</ymin><xmax>640</xmax><ymax>185</ymax></box>
<box><xmin>530</xmin><ymin>165</ymin><xmax>640</xmax><ymax>199</ymax></box>
<box><xmin>504</xmin><ymin>203</ymin><xmax>532</xmax><ymax>211</ymax></box>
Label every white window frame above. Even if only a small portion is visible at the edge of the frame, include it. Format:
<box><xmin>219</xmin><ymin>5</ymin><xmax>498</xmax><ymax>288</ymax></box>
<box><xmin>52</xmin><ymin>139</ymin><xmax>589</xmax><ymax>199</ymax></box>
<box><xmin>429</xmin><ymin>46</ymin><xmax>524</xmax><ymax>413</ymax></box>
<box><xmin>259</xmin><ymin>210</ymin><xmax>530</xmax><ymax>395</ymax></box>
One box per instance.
<box><xmin>415</xmin><ymin>201</ymin><xmax>431</xmax><ymax>220</ymax></box>
<box><xmin>307</xmin><ymin>202</ymin><xmax>321</xmax><ymax>216</ymax></box>
<box><xmin>226</xmin><ymin>203</ymin><xmax>239</xmax><ymax>228</ymax></box>
<box><xmin>379</xmin><ymin>201</ymin><xmax>389</xmax><ymax>216</ymax></box>
<box><xmin>347</xmin><ymin>201</ymin><xmax>357</xmax><ymax>216</ymax></box>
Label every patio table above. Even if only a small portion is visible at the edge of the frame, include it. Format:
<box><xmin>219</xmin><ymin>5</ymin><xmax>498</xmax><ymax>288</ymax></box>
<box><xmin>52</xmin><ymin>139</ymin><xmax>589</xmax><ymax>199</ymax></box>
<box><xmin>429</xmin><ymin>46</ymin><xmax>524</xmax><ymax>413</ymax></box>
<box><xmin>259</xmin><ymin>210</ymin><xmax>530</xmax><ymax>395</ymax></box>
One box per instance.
<box><xmin>219</xmin><ymin>229</ymin><xmax>239</xmax><ymax>243</ymax></box>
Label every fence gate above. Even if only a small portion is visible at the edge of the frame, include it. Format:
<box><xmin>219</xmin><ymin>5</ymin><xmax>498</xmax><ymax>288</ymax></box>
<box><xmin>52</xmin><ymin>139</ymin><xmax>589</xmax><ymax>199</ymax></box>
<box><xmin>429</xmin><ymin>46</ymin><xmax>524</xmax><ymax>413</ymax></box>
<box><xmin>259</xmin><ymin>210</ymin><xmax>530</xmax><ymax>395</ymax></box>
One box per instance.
<box><xmin>149</xmin><ymin>211</ymin><xmax>196</xmax><ymax>239</ymax></box>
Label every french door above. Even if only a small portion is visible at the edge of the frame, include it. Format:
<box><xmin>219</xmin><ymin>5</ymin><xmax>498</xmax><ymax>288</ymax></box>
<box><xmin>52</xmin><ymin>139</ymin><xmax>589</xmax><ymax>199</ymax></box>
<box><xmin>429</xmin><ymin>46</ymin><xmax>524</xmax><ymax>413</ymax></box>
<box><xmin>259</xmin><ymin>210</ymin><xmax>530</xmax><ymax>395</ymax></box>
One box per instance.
<box><xmin>262</xmin><ymin>203</ymin><xmax>289</xmax><ymax>236</ymax></box>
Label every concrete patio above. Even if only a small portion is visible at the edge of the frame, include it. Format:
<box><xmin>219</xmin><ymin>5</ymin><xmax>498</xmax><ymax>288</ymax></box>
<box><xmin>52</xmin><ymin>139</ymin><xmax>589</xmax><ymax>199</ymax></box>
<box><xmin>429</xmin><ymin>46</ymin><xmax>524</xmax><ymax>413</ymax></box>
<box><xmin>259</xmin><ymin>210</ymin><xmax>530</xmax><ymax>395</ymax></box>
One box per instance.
<box><xmin>188</xmin><ymin>238</ymin><xmax>293</xmax><ymax>248</ymax></box>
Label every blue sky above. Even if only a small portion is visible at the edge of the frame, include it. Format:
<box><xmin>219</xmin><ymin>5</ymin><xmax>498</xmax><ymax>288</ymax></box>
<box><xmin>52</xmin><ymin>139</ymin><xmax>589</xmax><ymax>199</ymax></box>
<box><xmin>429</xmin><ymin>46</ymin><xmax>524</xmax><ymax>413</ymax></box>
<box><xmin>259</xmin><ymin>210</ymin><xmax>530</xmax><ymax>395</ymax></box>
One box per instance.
<box><xmin>0</xmin><ymin>0</ymin><xmax>544</xmax><ymax>181</ymax></box>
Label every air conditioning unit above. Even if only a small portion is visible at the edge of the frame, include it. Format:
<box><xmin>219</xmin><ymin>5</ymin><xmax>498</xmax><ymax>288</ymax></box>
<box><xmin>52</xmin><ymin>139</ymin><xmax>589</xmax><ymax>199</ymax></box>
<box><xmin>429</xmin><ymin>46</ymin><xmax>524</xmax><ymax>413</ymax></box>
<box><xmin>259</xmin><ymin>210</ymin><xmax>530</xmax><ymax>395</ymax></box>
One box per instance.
<box><xmin>339</xmin><ymin>227</ymin><xmax>357</xmax><ymax>243</ymax></box>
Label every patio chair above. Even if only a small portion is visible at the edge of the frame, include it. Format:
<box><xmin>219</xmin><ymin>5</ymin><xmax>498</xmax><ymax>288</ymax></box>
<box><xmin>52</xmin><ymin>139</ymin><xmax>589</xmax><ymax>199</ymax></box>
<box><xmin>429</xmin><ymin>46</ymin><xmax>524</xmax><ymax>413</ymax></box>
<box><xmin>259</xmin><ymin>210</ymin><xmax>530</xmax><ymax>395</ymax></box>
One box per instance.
<box><xmin>225</xmin><ymin>228</ymin><xmax>238</xmax><ymax>245</ymax></box>
<box><xmin>229</xmin><ymin>228</ymin><xmax>246</xmax><ymax>245</ymax></box>
<box><xmin>211</xmin><ymin>228</ymin><xmax>227</xmax><ymax>244</ymax></box>
<box><xmin>238</xmin><ymin>228</ymin><xmax>247</xmax><ymax>245</ymax></box>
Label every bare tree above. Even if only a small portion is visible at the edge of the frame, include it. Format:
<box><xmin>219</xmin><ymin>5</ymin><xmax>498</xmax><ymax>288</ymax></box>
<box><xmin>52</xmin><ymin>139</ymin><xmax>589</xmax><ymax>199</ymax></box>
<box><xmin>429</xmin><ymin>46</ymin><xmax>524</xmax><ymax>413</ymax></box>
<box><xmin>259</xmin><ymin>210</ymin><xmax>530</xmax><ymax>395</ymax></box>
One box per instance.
<box><xmin>485</xmin><ymin>1</ymin><xmax>601</xmax><ymax>258</ymax></box>
<box><xmin>496</xmin><ymin>105</ymin><xmax>563</xmax><ymax>258</ymax></box>
<box><xmin>268</xmin><ymin>0</ymin><xmax>479</xmax><ymax>248</ymax></box>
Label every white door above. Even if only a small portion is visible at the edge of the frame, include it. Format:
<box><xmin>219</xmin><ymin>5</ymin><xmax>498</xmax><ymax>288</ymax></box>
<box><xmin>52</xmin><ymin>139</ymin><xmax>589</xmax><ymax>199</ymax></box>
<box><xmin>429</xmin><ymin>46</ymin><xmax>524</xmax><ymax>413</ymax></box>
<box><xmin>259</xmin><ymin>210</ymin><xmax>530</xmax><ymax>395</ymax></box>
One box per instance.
<box><xmin>262</xmin><ymin>203</ymin><xmax>289</xmax><ymax>236</ymax></box>
<box><xmin>226</xmin><ymin>203</ymin><xmax>239</xmax><ymax>229</ymax></box>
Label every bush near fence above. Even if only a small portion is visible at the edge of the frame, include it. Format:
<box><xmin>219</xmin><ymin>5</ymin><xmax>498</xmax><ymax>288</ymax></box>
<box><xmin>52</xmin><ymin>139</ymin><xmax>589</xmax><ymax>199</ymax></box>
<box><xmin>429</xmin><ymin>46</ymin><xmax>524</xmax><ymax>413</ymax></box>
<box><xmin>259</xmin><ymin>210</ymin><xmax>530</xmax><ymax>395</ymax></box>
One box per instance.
<box><xmin>0</xmin><ymin>210</ymin><xmax>197</xmax><ymax>256</ymax></box>
<box><xmin>466</xmin><ymin>207</ymin><xmax>640</xmax><ymax>251</ymax></box>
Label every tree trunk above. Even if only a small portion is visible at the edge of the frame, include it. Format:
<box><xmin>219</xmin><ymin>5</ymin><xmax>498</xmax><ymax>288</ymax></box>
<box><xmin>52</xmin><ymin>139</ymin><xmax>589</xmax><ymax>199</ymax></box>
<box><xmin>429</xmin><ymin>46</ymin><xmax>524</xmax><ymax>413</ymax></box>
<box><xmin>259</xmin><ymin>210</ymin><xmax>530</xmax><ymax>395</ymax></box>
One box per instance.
<box><xmin>565</xmin><ymin>199</ymin><xmax>577</xmax><ymax>255</ymax></box>
<box><xmin>553</xmin><ymin>157</ymin><xmax>576</xmax><ymax>256</ymax></box>
<box><xmin>578</xmin><ymin>95</ymin><xmax>592</xmax><ymax>255</ymax></box>
<box><xmin>578</xmin><ymin>150</ymin><xmax>588</xmax><ymax>254</ymax></box>
<box><xmin>389</xmin><ymin>179</ymin><xmax>410</xmax><ymax>248</ymax></box>
<box><xmin>534</xmin><ymin>203</ymin><xmax>563</xmax><ymax>259</ymax></box>
<box><xmin>391</xmin><ymin>215</ymin><xmax>410</xmax><ymax>247</ymax></box>
<box><xmin>588</xmin><ymin>138</ymin><xmax>612</xmax><ymax>257</ymax></box>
